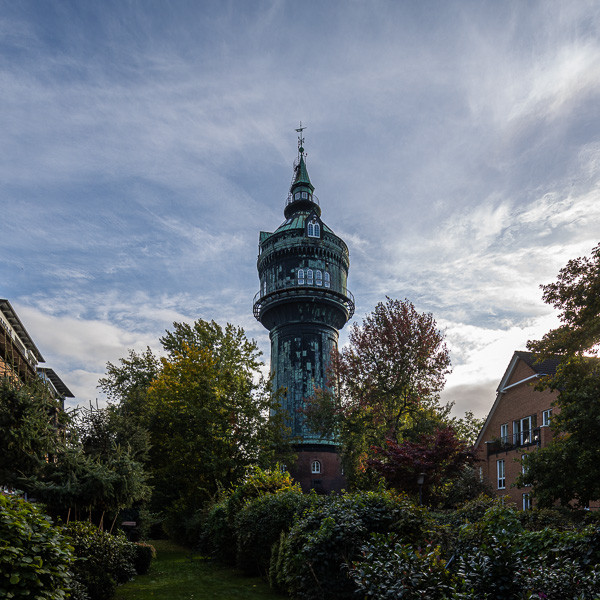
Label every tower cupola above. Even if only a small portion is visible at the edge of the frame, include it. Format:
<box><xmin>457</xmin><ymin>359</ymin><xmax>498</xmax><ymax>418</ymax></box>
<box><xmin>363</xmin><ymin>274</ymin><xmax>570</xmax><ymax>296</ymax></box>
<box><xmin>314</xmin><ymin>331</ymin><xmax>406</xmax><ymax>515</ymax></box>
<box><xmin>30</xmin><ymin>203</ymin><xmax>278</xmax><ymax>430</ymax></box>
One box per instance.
<box><xmin>284</xmin><ymin>129</ymin><xmax>321</xmax><ymax>218</ymax></box>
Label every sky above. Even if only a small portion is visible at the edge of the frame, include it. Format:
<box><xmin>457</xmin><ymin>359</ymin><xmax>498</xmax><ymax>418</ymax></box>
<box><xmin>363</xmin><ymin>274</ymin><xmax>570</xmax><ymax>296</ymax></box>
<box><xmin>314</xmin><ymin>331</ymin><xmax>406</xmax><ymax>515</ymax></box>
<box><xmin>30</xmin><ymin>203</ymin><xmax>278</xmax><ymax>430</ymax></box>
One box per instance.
<box><xmin>2</xmin><ymin>0</ymin><xmax>600</xmax><ymax>419</ymax></box>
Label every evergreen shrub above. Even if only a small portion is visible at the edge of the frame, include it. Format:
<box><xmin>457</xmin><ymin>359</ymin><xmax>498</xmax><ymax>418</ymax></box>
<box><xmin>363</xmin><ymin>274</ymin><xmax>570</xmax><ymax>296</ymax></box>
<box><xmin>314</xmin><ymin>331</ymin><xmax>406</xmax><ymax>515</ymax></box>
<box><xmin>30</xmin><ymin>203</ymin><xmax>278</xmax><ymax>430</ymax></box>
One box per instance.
<box><xmin>200</xmin><ymin>466</ymin><xmax>299</xmax><ymax>563</ymax></box>
<box><xmin>235</xmin><ymin>487</ymin><xmax>312</xmax><ymax>575</ymax></box>
<box><xmin>133</xmin><ymin>542</ymin><xmax>156</xmax><ymax>575</ymax></box>
<box><xmin>349</xmin><ymin>534</ymin><xmax>452</xmax><ymax>600</ymax></box>
<box><xmin>275</xmin><ymin>490</ymin><xmax>429</xmax><ymax>600</ymax></box>
<box><xmin>65</xmin><ymin>521</ymin><xmax>136</xmax><ymax>600</ymax></box>
<box><xmin>0</xmin><ymin>493</ymin><xmax>73</xmax><ymax>599</ymax></box>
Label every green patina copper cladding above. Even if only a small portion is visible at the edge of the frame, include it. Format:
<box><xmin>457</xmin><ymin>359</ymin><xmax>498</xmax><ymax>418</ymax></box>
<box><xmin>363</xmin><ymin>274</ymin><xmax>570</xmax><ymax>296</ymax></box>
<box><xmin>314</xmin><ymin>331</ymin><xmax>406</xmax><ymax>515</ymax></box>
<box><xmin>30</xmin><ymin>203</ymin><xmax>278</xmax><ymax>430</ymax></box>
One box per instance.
<box><xmin>253</xmin><ymin>152</ymin><xmax>354</xmax><ymax>446</ymax></box>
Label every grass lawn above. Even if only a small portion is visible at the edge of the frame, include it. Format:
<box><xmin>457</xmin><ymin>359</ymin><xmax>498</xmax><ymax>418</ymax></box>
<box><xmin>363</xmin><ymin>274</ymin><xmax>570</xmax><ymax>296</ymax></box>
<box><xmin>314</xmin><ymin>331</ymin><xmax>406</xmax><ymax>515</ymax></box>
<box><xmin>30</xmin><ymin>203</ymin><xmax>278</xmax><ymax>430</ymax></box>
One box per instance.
<box><xmin>114</xmin><ymin>539</ymin><xmax>284</xmax><ymax>599</ymax></box>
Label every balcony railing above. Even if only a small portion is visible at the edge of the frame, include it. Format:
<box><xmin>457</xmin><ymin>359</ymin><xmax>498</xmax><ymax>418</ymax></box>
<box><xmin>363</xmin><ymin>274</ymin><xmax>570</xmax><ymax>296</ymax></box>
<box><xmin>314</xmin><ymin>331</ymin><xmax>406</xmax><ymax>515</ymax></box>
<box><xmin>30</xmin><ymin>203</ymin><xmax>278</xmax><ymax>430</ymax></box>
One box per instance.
<box><xmin>286</xmin><ymin>192</ymin><xmax>320</xmax><ymax>207</ymax></box>
<box><xmin>485</xmin><ymin>428</ymin><xmax>541</xmax><ymax>456</ymax></box>
<box><xmin>253</xmin><ymin>280</ymin><xmax>355</xmax><ymax>321</ymax></box>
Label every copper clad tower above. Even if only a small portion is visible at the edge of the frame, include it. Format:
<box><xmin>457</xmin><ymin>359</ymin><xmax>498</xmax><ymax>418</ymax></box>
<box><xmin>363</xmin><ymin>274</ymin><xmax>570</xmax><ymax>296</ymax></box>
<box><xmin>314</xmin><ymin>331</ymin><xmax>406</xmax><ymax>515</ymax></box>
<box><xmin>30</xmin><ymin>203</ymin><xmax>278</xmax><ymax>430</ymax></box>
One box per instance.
<box><xmin>253</xmin><ymin>130</ymin><xmax>354</xmax><ymax>492</ymax></box>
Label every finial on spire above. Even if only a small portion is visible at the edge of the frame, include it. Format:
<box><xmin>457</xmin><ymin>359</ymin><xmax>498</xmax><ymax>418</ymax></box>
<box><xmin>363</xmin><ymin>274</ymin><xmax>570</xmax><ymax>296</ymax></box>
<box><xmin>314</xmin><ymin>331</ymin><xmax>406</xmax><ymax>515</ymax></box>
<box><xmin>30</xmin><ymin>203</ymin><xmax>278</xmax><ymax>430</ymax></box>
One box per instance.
<box><xmin>295</xmin><ymin>121</ymin><xmax>306</xmax><ymax>156</ymax></box>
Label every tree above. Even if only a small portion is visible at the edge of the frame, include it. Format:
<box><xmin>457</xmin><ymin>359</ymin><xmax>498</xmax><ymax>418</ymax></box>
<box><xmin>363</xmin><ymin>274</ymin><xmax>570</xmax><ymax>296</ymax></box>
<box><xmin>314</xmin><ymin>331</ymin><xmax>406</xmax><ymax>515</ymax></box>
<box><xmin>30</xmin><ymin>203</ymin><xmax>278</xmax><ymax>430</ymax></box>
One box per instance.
<box><xmin>520</xmin><ymin>243</ymin><xmax>600</xmax><ymax>507</ymax></box>
<box><xmin>527</xmin><ymin>243</ymin><xmax>600</xmax><ymax>358</ymax></box>
<box><xmin>24</xmin><ymin>403</ymin><xmax>151</xmax><ymax>526</ymax></box>
<box><xmin>98</xmin><ymin>347</ymin><xmax>161</xmax><ymax>418</ymax></box>
<box><xmin>0</xmin><ymin>379</ymin><xmax>65</xmax><ymax>489</ymax></box>
<box><xmin>368</xmin><ymin>426</ymin><xmax>476</xmax><ymax>506</ymax></box>
<box><xmin>100</xmin><ymin>319</ymin><xmax>293</xmax><ymax>528</ymax></box>
<box><xmin>306</xmin><ymin>297</ymin><xmax>452</xmax><ymax>489</ymax></box>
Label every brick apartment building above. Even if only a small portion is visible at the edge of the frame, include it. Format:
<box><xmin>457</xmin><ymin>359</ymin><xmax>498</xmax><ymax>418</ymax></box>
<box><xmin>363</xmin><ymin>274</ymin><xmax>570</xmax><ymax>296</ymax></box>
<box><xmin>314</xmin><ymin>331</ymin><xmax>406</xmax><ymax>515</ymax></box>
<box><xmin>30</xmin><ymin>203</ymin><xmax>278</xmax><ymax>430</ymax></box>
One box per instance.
<box><xmin>474</xmin><ymin>351</ymin><xmax>560</xmax><ymax>509</ymax></box>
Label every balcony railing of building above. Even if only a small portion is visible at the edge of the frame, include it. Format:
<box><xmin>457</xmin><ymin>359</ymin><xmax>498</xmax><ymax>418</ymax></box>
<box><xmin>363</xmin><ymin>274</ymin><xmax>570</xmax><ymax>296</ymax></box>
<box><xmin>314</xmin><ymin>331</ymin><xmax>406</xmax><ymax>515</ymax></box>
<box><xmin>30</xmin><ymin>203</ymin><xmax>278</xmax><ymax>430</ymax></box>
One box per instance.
<box><xmin>253</xmin><ymin>279</ymin><xmax>355</xmax><ymax>321</ymax></box>
<box><xmin>485</xmin><ymin>428</ymin><xmax>541</xmax><ymax>456</ymax></box>
<box><xmin>286</xmin><ymin>192</ymin><xmax>320</xmax><ymax>207</ymax></box>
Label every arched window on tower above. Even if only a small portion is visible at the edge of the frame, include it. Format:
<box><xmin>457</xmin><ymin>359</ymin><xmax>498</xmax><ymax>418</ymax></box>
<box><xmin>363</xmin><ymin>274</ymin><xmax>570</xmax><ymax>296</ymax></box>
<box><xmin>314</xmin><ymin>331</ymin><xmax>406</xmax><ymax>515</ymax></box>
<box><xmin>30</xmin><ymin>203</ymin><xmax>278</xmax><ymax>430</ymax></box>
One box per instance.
<box><xmin>307</xmin><ymin>222</ymin><xmax>314</xmax><ymax>237</ymax></box>
<box><xmin>297</xmin><ymin>269</ymin><xmax>305</xmax><ymax>285</ymax></box>
<box><xmin>316</xmin><ymin>270</ymin><xmax>322</xmax><ymax>286</ymax></box>
<box><xmin>307</xmin><ymin>269</ymin><xmax>314</xmax><ymax>285</ymax></box>
<box><xmin>324</xmin><ymin>272</ymin><xmax>330</xmax><ymax>288</ymax></box>
<box><xmin>314</xmin><ymin>222</ymin><xmax>320</xmax><ymax>237</ymax></box>
<box><xmin>311</xmin><ymin>460</ymin><xmax>321</xmax><ymax>474</ymax></box>
<box><xmin>307</xmin><ymin>218</ymin><xmax>320</xmax><ymax>238</ymax></box>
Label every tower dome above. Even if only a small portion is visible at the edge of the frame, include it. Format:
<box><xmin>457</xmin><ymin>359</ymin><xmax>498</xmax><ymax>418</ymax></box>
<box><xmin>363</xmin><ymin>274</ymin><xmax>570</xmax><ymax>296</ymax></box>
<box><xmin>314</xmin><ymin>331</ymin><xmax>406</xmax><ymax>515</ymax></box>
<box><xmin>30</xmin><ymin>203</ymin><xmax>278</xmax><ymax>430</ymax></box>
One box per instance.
<box><xmin>253</xmin><ymin>129</ymin><xmax>354</xmax><ymax>493</ymax></box>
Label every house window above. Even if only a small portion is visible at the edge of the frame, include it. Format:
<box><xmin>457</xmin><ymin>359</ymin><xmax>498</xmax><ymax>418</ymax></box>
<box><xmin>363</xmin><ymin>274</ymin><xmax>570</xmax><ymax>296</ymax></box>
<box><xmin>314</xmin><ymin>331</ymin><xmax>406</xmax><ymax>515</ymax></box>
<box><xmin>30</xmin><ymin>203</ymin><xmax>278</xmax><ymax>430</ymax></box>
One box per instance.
<box><xmin>324</xmin><ymin>272</ymin><xmax>330</xmax><ymax>288</ymax></box>
<box><xmin>302</xmin><ymin>191</ymin><xmax>308</xmax><ymax>199</ymax></box>
<box><xmin>316</xmin><ymin>270</ymin><xmax>322</xmax><ymax>286</ymax></box>
<box><xmin>522</xmin><ymin>493</ymin><xmax>532</xmax><ymax>511</ymax></box>
<box><xmin>513</xmin><ymin>415</ymin><xmax>536</xmax><ymax>446</ymax></box>
<box><xmin>497</xmin><ymin>459</ymin><xmax>506</xmax><ymax>489</ymax></box>
<box><xmin>295</xmin><ymin>192</ymin><xmax>301</xmax><ymax>200</ymax></box>
<box><xmin>311</xmin><ymin>460</ymin><xmax>321</xmax><ymax>474</ymax></box>
<box><xmin>500</xmin><ymin>423</ymin><xmax>508</xmax><ymax>445</ymax></box>
<box><xmin>298</xmin><ymin>269</ymin><xmax>305</xmax><ymax>285</ymax></box>
<box><xmin>521</xmin><ymin>454</ymin><xmax>530</xmax><ymax>486</ymax></box>
<box><xmin>542</xmin><ymin>409</ymin><xmax>552</xmax><ymax>427</ymax></box>
<box><xmin>307</xmin><ymin>269</ymin><xmax>314</xmax><ymax>284</ymax></box>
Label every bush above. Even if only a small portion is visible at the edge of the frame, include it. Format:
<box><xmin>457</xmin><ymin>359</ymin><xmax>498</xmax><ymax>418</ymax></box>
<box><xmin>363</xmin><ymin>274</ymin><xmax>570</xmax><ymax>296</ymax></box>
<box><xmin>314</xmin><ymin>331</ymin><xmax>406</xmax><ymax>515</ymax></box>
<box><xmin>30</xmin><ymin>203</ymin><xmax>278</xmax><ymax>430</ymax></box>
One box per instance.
<box><xmin>200</xmin><ymin>466</ymin><xmax>300</xmax><ymax>563</ymax></box>
<box><xmin>65</xmin><ymin>521</ymin><xmax>137</xmax><ymax>600</ymax></box>
<box><xmin>133</xmin><ymin>542</ymin><xmax>156</xmax><ymax>575</ymax></box>
<box><xmin>235</xmin><ymin>487</ymin><xmax>312</xmax><ymax>576</ymax></box>
<box><xmin>349</xmin><ymin>534</ymin><xmax>452</xmax><ymax>600</ymax></box>
<box><xmin>0</xmin><ymin>493</ymin><xmax>73</xmax><ymax>599</ymax></box>
<box><xmin>520</xmin><ymin>555</ymin><xmax>600</xmax><ymax>599</ymax></box>
<box><xmin>276</xmin><ymin>490</ymin><xmax>429</xmax><ymax>600</ymax></box>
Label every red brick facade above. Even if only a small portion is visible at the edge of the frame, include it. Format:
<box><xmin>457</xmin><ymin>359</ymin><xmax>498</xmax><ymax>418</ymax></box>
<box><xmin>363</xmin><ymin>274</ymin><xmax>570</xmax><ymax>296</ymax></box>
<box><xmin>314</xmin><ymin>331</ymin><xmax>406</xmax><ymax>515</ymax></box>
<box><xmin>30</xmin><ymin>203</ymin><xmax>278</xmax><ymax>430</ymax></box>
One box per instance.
<box><xmin>474</xmin><ymin>352</ymin><xmax>557</xmax><ymax>509</ymax></box>
<box><xmin>289</xmin><ymin>446</ymin><xmax>346</xmax><ymax>494</ymax></box>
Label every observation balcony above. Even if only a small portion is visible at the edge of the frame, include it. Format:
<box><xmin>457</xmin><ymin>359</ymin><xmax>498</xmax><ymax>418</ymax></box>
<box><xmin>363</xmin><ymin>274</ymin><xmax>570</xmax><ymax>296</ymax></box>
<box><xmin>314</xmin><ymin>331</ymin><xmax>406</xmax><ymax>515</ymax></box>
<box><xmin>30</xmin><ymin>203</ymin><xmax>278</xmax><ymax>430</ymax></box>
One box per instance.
<box><xmin>485</xmin><ymin>428</ymin><xmax>541</xmax><ymax>456</ymax></box>
<box><xmin>253</xmin><ymin>279</ymin><xmax>355</xmax><ymax>322</ymax></box>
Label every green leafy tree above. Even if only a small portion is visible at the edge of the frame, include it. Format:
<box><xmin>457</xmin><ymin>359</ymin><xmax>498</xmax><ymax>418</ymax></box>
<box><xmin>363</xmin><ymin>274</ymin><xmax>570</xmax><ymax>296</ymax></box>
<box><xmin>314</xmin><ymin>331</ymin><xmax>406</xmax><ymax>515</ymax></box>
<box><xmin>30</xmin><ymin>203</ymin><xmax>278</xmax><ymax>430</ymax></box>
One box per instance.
<box><xmin>98</xmin><ymin>347</ymin><xmax>161</xmax><ymax>418</ymax></box>
<box><xmin>306</xmin><ymin>298</ymin><xmax>451</xmax><ymax>489</ymax></box>
<box><xmin>100</xmin><ymin>320</ymin><xmax>293</xmax><ymax>532</ymax></box>
<box><xmin>520</xmin><ymin>243</ymin><xmax>600</xmax><ymax>507</ymax></box>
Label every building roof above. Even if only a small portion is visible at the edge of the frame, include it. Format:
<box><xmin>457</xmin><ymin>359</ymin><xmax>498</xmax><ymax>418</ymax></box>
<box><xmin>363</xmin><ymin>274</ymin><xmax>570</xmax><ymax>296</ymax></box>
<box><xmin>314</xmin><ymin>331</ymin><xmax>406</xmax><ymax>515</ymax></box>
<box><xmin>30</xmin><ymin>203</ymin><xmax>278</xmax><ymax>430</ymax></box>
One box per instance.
<box><xmin>291</xmin><ymin>154</ymin><xmax>314</xmax><ymax>193</ymax></box>
<box><xmin>274</xmin><ymin>213</ymin><xmax>334</xmax><ymax>235</ymax></box>
<box><xmin>0</xmin><ymin>299</ymin><xmax>44</xmax><ymax>362</ymax></box>
<box><xmin>37</xmin><ymin>367</ymin><xmax>75</xmax><ymax>398</ymax></box>
<box><xmin>513</xmin><ymin>351</ymin><xmax>561</xmax><ymax>377</ymax></box>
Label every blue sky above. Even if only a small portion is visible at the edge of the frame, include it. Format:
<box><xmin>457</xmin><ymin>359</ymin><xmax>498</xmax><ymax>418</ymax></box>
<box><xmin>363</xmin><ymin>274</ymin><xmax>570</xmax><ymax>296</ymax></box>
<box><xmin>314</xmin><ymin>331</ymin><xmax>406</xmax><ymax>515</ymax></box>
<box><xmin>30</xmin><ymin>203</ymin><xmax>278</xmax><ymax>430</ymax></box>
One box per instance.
<box><xmin>2</xmin><ymin>0</ymin><xmax>600</xmax><ymax>418</ymax></box>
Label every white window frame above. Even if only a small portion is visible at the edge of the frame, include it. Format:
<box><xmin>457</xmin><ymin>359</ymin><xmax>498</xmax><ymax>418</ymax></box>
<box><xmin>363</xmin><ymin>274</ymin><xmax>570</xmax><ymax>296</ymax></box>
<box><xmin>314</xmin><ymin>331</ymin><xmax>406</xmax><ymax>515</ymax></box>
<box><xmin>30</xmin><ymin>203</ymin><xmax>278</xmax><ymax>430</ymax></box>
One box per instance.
<box><xmin>307</xmin><ymin>219</ymin><xmax>320</xmax><ymax>238</ymax></box>
<box><xmin>316</xmin><ymin>270</ymin><xmax>322</xmax><ymax>286</ymax></box>
<box><xmin>542</xmin><ymin>409</ymin><xmax>552</xmax><ymax>427</ymax></box>
<box><xmin>522</xmin><ymin>493</ymin><xmax>532</xmax><ymax>511</ymax></box>
<box><xmin>311</xmin><ymin>460</ymin><xmax>321</xmax><ymax>474</ymax></box>
<box><xmin>324</xmin><ymin>272</ymin><xmax>330</xmax><ymax>288</ymax></box>
<box><xmin>500</xmin><ymin>423</ymin><xmax>508</xmax><ymax>445</ymax></box>
<box><xmin>514</xmin><ymin>415</ymin><xmax>534</xmax><ymax>445</ymax></box>
<box><xmin>497</xmin><ymin>459</ymin><xmax>506</xmax><ymax>489</ymax></box>
<box><xmin>307</xmin><ymin>269</ymin><xmax>313</xmax><ymax>284</ymax></box>
<box><xmin>297</xmin><ymin>269</ymin><xmax>305</xmax><ymax>285</ymax></box>
<box><xmin>521</xmin><ymin>454</ymin><xmax>531</xmax><ymax>486</ymax></box>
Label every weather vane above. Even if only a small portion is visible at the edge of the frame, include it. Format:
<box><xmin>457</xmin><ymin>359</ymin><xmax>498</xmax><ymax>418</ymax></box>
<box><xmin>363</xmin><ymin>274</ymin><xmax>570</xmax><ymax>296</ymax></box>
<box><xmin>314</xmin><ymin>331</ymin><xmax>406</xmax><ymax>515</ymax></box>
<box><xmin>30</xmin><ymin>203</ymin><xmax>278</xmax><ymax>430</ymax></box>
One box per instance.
<box><xmin>295</xmin><ymin>121</ymin><xmax>306</xmax><ymax>154</ymax></box>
